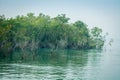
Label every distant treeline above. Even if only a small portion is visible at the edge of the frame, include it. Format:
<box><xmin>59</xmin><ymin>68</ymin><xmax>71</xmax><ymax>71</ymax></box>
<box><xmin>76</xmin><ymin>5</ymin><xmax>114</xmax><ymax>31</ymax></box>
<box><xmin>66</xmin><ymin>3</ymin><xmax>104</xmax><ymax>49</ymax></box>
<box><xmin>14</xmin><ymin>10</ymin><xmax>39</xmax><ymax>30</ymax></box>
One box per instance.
<box><xmin>0</xmin><ymin>13</ymin><xmax>105</xmax><ymax>59</ymax></box>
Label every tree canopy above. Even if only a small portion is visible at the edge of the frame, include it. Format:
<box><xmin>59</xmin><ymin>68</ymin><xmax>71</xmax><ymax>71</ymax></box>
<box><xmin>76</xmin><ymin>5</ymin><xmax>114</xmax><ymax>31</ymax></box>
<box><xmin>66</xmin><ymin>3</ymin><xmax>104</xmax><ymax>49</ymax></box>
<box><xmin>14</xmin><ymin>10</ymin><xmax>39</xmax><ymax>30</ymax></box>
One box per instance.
<box><xmin>0</xmin><ymin>13</ymin><xmax>105</xmax><ymax>59</ymax></box>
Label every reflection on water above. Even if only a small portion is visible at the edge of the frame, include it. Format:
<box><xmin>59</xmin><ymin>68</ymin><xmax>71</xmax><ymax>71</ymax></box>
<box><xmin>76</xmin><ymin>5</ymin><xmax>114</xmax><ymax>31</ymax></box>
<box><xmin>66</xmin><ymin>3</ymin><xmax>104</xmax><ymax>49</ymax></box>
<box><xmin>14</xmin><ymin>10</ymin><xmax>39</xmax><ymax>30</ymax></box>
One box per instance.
<box><xmin>0</xmin><ymin>49</ymin><xmax>120</xmax><ymax>80</ymax></box>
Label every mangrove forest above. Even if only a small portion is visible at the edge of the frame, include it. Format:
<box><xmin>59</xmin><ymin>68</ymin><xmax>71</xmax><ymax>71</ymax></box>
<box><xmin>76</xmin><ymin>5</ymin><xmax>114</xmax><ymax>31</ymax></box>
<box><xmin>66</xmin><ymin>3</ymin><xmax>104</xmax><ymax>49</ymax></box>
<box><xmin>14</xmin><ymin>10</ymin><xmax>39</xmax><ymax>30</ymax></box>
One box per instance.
<box><xmin>0</xmin><ymin>13</ymin><xmax>105</xmax><ymax>60</ymax></box>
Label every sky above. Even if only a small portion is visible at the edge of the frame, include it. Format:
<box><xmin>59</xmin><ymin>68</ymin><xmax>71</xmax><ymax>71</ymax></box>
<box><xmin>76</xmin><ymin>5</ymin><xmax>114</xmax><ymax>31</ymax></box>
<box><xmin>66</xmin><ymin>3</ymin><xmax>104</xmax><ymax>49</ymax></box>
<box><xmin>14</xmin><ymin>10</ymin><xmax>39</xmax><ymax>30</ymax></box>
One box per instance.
<box><xmin>0</xmin><ymin>0</ymin><xmax>120</xmax><ymax>41</ymax></box>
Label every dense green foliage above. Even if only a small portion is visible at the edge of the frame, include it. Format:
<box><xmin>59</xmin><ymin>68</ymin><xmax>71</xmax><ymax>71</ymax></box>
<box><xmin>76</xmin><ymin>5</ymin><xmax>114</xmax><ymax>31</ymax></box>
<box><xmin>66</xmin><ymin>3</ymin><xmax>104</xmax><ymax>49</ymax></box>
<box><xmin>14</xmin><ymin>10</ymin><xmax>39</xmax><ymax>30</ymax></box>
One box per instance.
<box><xmin>0</xmin><ymin>13</ymin><xmax>105</xmax><ymax>59</ymax></box>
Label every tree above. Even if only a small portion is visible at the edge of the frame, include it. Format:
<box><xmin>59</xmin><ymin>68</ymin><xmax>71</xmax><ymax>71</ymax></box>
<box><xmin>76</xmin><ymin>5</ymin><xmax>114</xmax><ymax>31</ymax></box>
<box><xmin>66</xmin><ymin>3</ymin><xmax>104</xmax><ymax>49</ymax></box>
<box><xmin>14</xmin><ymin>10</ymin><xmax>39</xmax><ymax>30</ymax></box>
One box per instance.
<box><xmin>90</xmin><ymin>27</ymin><xmax>105</xmax><ymax>49</ymax></box>
<box><xmin>54</xmin><ymin>14</ymin><xmax>70</xmax><ymax>23</ymax></box>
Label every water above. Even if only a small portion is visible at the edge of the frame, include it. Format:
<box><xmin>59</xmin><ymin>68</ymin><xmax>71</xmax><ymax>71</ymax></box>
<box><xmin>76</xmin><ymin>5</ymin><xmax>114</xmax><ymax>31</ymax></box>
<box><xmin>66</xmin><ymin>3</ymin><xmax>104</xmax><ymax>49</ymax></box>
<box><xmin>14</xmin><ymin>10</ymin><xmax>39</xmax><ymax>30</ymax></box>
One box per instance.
<box><xmin>0</xmin><ymin>48</ymin><xmax>120</xmax><ymax>80</ymax></box>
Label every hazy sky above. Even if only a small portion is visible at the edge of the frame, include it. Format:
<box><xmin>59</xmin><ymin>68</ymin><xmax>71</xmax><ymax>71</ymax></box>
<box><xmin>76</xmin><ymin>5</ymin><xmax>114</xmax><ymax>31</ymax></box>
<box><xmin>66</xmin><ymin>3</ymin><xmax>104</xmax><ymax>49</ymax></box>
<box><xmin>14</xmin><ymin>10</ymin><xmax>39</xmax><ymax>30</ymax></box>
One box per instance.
<box><xmin>0</xmin><ymin>0</ymin><xmax>120</xmax><ymax>39</ymax></box>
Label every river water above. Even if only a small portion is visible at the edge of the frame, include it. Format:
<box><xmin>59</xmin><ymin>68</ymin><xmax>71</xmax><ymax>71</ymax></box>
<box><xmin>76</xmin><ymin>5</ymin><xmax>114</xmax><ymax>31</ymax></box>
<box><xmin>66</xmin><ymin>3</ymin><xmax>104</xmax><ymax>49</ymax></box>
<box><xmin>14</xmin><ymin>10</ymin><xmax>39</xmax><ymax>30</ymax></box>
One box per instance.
<box><xmin>0</xmin><ymin>41</ymin><xmax>120</xmax><ymax>80</ymax></box>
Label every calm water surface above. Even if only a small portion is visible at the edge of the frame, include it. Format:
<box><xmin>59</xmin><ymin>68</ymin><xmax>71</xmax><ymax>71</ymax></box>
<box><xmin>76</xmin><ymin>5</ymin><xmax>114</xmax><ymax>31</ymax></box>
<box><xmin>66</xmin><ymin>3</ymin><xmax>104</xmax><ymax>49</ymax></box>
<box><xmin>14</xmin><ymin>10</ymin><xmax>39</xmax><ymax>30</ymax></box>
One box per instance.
<box><xmin>0</xmin><ymin>46</ymin><xmax>120</xmax><ymax>80</ymax></box>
